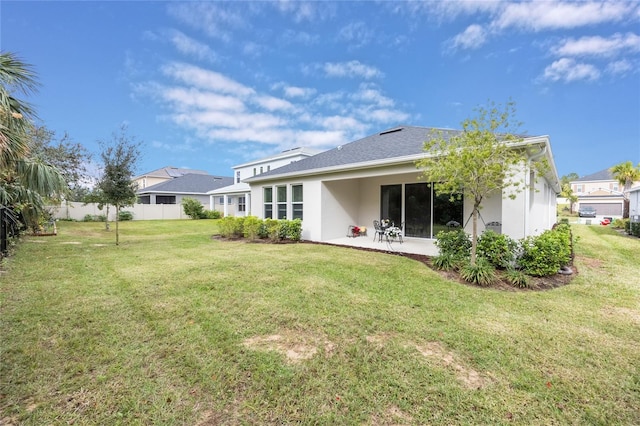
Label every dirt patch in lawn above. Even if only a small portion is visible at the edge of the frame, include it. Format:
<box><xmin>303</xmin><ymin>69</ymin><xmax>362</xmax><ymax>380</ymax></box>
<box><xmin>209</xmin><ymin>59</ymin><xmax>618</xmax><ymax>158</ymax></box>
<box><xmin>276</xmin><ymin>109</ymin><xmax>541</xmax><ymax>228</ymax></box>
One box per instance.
<box><xmin>412</xmin><ymin>341</ymin><xmax>489</xmax><ymax>390</ymax></box>
<box><xmin>369</xmin><ymin>404</ymin><xmax>414</xmax><ymax>425</ymax></box>
<box><xmin>243</xmin><ymin>330</ymin><xmax>336</xmax><ymax>364</ymax></box>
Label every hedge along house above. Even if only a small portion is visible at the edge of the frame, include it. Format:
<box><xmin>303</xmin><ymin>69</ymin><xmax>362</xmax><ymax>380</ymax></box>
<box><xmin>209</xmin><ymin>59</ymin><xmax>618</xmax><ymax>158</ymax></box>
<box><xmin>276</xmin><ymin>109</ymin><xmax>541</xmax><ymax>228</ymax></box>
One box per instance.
<box><xmin>244</xmin><ymin>126</ymin><xmax>561</xmax><ymax>247</ymax></box>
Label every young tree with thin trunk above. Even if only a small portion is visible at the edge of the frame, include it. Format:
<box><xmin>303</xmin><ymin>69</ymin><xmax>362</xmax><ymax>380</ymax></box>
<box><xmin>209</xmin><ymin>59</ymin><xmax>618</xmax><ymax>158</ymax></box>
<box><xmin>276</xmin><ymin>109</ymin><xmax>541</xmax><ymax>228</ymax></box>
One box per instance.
<box><xmin>416</xmin><ymin>100</ymin><xmax>549</xmax><ymax>264</ymax></box>
<box><xmin>610</xmin><ymin>161</ymin><xmax>640</xmax><ymax>218</ymax></box>
<box><xmin>97</xmin><ymin>126</ymin><xmax>141</xmax><ymax>245</ymax></box>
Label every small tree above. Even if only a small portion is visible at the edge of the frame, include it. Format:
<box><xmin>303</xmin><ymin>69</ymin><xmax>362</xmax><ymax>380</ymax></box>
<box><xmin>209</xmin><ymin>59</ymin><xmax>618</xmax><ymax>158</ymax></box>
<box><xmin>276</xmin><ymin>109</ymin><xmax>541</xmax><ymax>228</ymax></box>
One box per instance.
<box><xmin>182</xmin><ymin>197</ymin><xmax>205</xmax><ymax>219</ymax></box>
<box><xmin>417</xmin><ymin>100</ymin><xmax>548</xmax><ymax>264</ymax></box>
<box><xmin>560</xmin><ymin>173</ymin><xmax>579</xmax><ymax>213</ymax></box>
<box><xmin>97</xmin><ymin>126</ymin><xmax>141</xmax><ymax>245</ymax></box>
<box><xmin>610</xmin><ymin>161</ymin><xmax>640</xmax><ymax>218</ymax></box>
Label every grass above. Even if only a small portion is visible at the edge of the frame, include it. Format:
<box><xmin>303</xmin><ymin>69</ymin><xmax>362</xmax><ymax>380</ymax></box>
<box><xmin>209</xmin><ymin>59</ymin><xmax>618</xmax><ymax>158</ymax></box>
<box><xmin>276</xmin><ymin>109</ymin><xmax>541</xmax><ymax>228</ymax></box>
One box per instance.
<box><xmin>1</xmin><ymin>220</ymin><xmax>639</xmax><ymax>425</ymax></box>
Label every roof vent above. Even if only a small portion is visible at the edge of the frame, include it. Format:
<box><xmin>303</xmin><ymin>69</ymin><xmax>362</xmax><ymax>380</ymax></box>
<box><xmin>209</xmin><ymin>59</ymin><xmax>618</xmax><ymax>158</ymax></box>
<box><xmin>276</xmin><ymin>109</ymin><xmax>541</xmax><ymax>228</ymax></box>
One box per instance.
<box><xmin>379</xmin><ymin>127</ymin><xmax>403</xmax><ymax>135</ymax></box>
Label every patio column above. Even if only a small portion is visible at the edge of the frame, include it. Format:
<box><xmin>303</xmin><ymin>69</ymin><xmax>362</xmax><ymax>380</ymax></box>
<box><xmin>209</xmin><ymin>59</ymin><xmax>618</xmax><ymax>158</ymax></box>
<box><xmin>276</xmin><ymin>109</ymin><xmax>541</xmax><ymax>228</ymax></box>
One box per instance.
<box><xmin>246</xmin><ymin>192</ymin><xmax>251</xmax><ymax>217</ymax></box>
<box><xmin>223</xmin><ymin>195</ymin><xmax>229</xmax><ymax>217</ymax></box>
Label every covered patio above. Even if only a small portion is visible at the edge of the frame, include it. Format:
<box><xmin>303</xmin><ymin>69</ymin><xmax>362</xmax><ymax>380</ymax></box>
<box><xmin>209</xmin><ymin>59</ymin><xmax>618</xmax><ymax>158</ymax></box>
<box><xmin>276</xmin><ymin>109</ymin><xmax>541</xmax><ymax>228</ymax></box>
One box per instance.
<box><xmin>322</xmin><ymin>235</ymin><xmax>439</xmax><ymax>257</ymax></box>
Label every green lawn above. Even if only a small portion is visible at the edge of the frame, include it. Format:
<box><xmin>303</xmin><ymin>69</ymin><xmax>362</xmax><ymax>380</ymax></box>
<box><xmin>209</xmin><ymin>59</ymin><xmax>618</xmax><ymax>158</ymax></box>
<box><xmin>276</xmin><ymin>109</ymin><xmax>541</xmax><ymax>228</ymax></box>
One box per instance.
<box><xmin>1</xmin><ymin>220</ymin><xmax>639</xmax><ymax>425</ymax></box>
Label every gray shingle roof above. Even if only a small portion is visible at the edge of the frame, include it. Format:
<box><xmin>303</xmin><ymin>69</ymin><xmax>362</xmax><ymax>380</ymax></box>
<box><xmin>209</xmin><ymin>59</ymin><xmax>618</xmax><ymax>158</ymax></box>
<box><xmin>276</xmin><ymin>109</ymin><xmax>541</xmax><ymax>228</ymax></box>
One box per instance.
<box><xmin>245</xmin><ymin>126</ymin><xmax>462</xmax><ymax>181</ymax></box>
<box><xmin>135</xmin><ymin>166</ymin><xmax>209</xmax><ymax>179</ymax></box>
<box><xmin>575</xmin><ymin>168</ymin><xmax>614</xmax><ymax>182</ymax></box>
<box><xmin>137</xmin><ymin>173</ymin><xmax>233</xmax><ymax>194</ymax></box>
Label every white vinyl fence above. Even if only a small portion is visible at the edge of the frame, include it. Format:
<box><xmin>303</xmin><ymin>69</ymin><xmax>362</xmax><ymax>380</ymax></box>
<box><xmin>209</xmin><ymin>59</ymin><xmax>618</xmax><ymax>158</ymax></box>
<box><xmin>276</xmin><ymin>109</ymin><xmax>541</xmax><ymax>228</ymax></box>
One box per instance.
<box><xmin>50</xmin><ymin>202</ymin><xmax>188</xmax><ymax>221</ymax></box>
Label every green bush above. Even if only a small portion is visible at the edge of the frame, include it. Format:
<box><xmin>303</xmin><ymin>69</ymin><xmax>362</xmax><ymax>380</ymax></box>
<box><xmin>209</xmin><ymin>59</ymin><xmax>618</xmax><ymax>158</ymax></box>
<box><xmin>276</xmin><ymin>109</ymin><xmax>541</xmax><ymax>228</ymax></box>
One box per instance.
<box><xmin>204</xmin><ymin>210</ymin><xmax>221</xmax><ymax>219</ymax></box>
<box><xmin>459</xmin><ymin>258</ymin><xmax>496</xmax><ymax>286</ymax></box>
<box><xmin>518</xmin><ymin>226</ymin><xmax>572</xmax><ymax>277</ymax></box>
<box><xmin>432</xmin><ymin>253</ymin><xmax>459</xmax><ymax>271</ymax></box>
<box><xmin>182</xmin><ymin>197</ymin><xmax>205</xmax><ymax>219</ymax></box>
<box><xmin>118</xmin><ymin>211</ymin><xmax>134</xmax><ymax>221</ymax></box>
<box><xmin>83</xmin><ymin>214</ymin><xmax>106</xmax><ymax>222</ymax></box>
<box><xmin>611</xmin><ymin>218</ymin><xmax>627</xmax><ymax>229</ymax></box>
<box><xmin>505</xmin><ymin>268</ymin><xmax>529</xmax><ymax>288</ymax></box>
<box><xmin>218</xmin><ymin>217</ymin><xmax>236</xmax><ymax>238</ymax></box>
<box><xmin>477</xmin><ymin>230</ymin><xmax>517</xmax><ymax>269</ymax></box>
<box><xmin>286</xmin><ymin>219</ymin><xmax>302</xmax><ymax>241</ymax></box>
<box><xmin>631</xmin><ymin>221</ymin><xmax>640</xmax><ymax>237</ymax></box>
<box><xmin>243</xmin><ymin>216</ymin><xmax>262</xmax><ymax>241</ymax></box>
<box><xmin>435</xmin><ymin>229</ymin><xmax>471</xmax><ymax>260</ymax></box>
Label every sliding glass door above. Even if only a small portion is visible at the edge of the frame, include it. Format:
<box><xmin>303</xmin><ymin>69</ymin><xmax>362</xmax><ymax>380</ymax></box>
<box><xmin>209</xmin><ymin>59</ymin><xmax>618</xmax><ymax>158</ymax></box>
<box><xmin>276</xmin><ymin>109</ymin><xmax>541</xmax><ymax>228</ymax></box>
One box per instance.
<box><xmin>380</xmin><ymin>182</ymin><xmax>463</xmax><ymax>238</ymax></box>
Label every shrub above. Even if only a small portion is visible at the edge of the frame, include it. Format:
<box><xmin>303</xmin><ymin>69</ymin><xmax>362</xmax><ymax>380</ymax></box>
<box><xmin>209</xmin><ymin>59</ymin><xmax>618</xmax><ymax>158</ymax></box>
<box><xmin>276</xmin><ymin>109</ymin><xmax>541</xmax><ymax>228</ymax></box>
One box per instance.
<box><xmin>459</xmin><ymin>258</ymin><xmax>496</xmax><ymax>286</ymax></box>
<box><xmin>435</xmin><ymin>229</ymin><xmax>471</xmax><ymax>260</ymax></box>
<box><xmin>611</xmin><ymin>218</ymin><xmax>627</xmax><ymax>229</ymax></box>
<box><xmin>432</xmin><ymin>253</ymin><xmax>459</xmax><ymax>271</ymax></box>
<box><xmin>218</xmin><ymin>216</ymin><xmax>236</xmax><ymax>238</ymax></box>
<box><xmin>631</xmin><ymin>221</ymin><xmax>640</xmax><ymax>237</ymax></box>
<box><xmin>505</xmin><ymin>268</ymin><xmax>529</xmax><ymax>288</ymax></box>
<box><xmin>118</xmin><ymin>211</ymin><xmax>134</xmax><ymax>221</ymax></box>
<box><xmin>286</xmin><ymin>219</ymin><xmax>302</xmax><ymax>241</ymax></box>
<box><xmin>182</xmin><ymin>197</ymin><xmax>205</xmax><ymax>219</ymax></box>
<box><xmin>243</xmin><ymin>216</ymin><xmax>262</xmax><ymax>241</ymax></box>
<box><xmin>264</xmin><ymin>219</ymin><xmax>281</xmax><ymax>241</ymax></box>
<box><xmin>83</xmin><ymin>214</ymin><xmax>106</xmax><ymax>222</ymax></box>
<box><xmin>477</xmin><ymin>230</ymin><xmax>517</xmax><ymax>269</ymax></box>
<box><xmin>204</xmin><ymin>210</ymin><xmax>221</xmax><ymax>219</ymax></box>
<box><xmin>517</xmin><ymin>226</ymin><xmax>572</xmax><ymax>277</ymax></box>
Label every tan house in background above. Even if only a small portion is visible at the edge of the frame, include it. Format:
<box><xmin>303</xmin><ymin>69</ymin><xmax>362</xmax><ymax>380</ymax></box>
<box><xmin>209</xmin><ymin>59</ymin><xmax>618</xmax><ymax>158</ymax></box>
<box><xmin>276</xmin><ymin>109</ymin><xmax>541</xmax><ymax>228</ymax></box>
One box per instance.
<box><xmin>571</xmin><ymin>167</ymin><xmax>638</xmax><ymax>217</ymax></box>
<box><xmin>133</xmin><ymin>166</ymin><xmax>210</xmax><ymax>190</ymax></box>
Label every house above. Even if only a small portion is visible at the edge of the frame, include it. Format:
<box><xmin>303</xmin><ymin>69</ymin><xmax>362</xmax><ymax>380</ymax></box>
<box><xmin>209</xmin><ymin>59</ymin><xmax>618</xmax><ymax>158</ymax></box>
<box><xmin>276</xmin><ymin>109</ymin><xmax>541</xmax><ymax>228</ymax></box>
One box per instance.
<box><xmin>243</xmin><ymin>126</ymin><xmax>560</xmax><ymax>244</ymax></box>
<box><xmin>629</xmin><ymin>186</ymin><xmax>640</xmax><ymax>222</ymax></box>
<box><xmin>137</xmin><ymin>173</ymin><xmax>233</xmax><ymax>208</ymax></box>
<box><xmin>570</xmin><ymin>168</ymin><xmax>629</xmax><ymax>217</ymax></box>
<box><xmin>133</xmin><ymin>166</ymin><xmax>210</xmax><ymax>190</ymax></box>
<box><xmin>208</xmin><ymin>147</ymin><xmax>322</xmax><ymax>217</ymax></box>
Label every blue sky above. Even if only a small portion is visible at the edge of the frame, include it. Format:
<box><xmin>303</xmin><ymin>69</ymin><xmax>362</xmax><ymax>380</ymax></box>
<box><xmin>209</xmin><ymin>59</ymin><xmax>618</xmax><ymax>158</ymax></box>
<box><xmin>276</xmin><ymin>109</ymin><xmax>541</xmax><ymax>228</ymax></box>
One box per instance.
<box><xmin>2</xmin><ymin>1</ymin><xmax>639</xmax><ymax>180</ymax></box>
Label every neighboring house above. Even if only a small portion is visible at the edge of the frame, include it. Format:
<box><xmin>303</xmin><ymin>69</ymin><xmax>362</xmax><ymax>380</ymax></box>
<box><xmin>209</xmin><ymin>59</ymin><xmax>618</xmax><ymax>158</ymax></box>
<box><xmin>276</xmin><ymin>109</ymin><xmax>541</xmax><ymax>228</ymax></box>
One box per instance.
<box><xmin>570</xmin><ymin>168</ymin><xmax>635</xmax><ymax>217</ymax></box>
<box><xmin>243</xmin><ymin>126</ymin><xmax>560</xmax><ymax>243</ymax></box>
<box><xmin>137</xmin><ymin>173</ymin><xmax>233</xmax><ymax>208</ymax></box>
<box><xmin>208</xmin><ymin>147</ymin><xmax>322</xmax><ymax>217</ymax></box>
<box><xmin>133</xmin><ymin>166</ymin><xmax>209</xmax><ymax>190</ymax></box>
<box><xmin>629</xmin><ymin>186</ymin><xmax>640</xmax><ymax>221</ymax></box>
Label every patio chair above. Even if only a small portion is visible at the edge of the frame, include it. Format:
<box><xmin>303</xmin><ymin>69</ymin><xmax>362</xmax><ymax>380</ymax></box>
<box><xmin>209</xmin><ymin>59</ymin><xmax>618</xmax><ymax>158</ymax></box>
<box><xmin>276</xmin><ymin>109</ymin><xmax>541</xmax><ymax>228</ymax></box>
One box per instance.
<box><xmin>373</xmin><ymin>220</ymin><xmax>384</xmax><ymax>242</ymax></box>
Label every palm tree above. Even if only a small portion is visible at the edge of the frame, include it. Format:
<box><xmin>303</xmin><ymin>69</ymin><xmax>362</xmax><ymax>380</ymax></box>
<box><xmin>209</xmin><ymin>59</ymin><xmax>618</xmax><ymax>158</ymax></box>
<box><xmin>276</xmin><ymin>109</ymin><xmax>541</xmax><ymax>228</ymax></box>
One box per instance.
<box><xmin>610</xmin><ymin>161</ymin><xmax>640</xmax><ymax>218</ymax></box>
<box><xmin>0</xmin><ymin>52</ymin><xmax>67</xmax><ymax>230</ymax></box>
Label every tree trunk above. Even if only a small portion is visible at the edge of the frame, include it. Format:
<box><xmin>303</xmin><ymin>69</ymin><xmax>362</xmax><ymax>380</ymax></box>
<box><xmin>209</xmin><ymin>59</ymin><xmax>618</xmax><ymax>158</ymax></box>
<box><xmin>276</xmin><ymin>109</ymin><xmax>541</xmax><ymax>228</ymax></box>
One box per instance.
<box><xmin>115</xmin><ymin>205</ymin><xmax>119</xmax><ymax>246</ymax></box>
<box><xmin>471</xmin><ymin>206</ymin><xmax>479</xmax><ymax>265</ymax></box>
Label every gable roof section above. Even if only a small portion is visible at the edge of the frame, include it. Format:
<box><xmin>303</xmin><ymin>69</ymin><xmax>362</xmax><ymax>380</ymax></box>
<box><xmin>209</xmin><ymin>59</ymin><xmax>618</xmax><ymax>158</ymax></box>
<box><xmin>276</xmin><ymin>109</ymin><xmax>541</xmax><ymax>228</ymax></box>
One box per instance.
<box><xmin>574</xmin><ymin>168</ymin><xmax>614</xmax><ymax>182</ymax></box>
<box><xmin>137</xmin><ymin>173</ymin><xmax>233</xmax><ymax>195</ymax></box>
<box><xmin>245</xmin><ymin>126</ymin><xmax>462</xmax><ymax>182</ymax></box>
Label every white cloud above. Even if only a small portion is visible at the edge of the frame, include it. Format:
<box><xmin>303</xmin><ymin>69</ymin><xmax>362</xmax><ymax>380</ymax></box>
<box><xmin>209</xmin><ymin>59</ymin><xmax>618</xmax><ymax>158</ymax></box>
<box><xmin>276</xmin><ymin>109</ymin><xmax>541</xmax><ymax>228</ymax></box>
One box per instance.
<box><xmin>254</xmin><ymin>95</ymin><xmax>295</xmax><ymax>112</ymax></box>
<box><xmin>606</xmin><ymin>59</ymin><xmax>634</xmax><ymax>75</ymax></box>
<box><xmin>279</xmin><ymin>29</ymin><xmax>319</xmax><ymax>46</ymax></box>
<box><xmin>167</xmin><ymin>2</ymin><xmax>247</xmax><ymax>41</ymax></box>
<box><xmin>284</xmin><ymin>85</ymin><xmax>316</xmax><ymax>99</ymax></box>
<box><xmin>542</xmin><ymin>58</ymin><xmax>601</xmax><ymax>82</ymax></box>
<box><xmin>551</xmin><ymin>32</ymin><xmax>640</xmax><ymax>58</ymax></box>
<box><xmin>166</xmin><ymin>30</ymin><xmax>218</xmax><ymax>63</ymax></box>
<box><xmin>350</xmin><ymin>84</ymin><xmax>394</xmax><ymax>108</ymax></box>
<box><xmin>162</xmin><ymin>62</ymin><xmax>255</xmax><ymax>97</ymax></box>
<box><xmin>162</xmin><ymin>87</ymin><xmax>246</xmax><ymax>112</ymax></box>
<box><xmin>493</xmin><ymin>1</ymin><xmax>634</xmax><ymax>32</ymax></box>
<box><xmin>338</xmin><ymin>21</ymin><xmax>375</xmax><ymax>48</ymax></box>
<box><xmin>448</xmin><ymin>24</ymin><xmax>488</xmax><ymax>50</ymax></box>
<box><xmin>322</xmin><ymin>60</ymin><xmax>383</xmax><ymax>79</ymax></box>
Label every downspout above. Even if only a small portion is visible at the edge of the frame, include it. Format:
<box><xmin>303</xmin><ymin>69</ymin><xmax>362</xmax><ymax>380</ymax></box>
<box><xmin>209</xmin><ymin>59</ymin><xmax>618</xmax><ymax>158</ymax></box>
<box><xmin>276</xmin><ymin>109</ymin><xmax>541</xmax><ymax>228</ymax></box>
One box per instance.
<box><xmin>524</xmin><ymin>144</ymin><xmax>547</xmax><ymax>237</ymax></box>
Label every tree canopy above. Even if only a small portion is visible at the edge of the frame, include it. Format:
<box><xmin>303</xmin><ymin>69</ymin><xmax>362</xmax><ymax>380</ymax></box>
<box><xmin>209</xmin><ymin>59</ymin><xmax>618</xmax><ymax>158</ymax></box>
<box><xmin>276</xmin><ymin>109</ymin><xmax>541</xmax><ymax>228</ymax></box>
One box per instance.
<box><xmin>610</xmin><ymin>161</ymin><xmax>640</xmax><ymax>218</ymax></box>
<box><xmin>416</xmin><ymin>100</ymin><xmax>549</xmax><ymax>263</ymax></box>
<box><xmin>0</xmin><ymin>52</ymin><xmax>67</xmax><ymax>231</ymax></box>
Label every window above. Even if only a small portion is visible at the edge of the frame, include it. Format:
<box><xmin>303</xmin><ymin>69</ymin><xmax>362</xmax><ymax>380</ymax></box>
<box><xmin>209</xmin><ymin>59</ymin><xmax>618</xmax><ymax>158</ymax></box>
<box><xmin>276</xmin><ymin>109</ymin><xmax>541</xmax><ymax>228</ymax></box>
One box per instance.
<box><xmin>156</xmin><ymin>195</ymin><xmax>176</xmax><ymax>204</ymax></box>
<box><xmin>219</xmin><ymin>197</ymin><xmax>224</xmax><ymax>205</ymax></box>
<box><xmin>267</xmin><ymin>165</ymin><xmax>271</xmax><ymax>171</ymax></box>
<box><xmin>264</xmin><ymin>187</ymin><xmax>273</xmax><ymax>219</ymax></box>
<box><xmin>253</xmin><ymin>168</ymin><xmax>256</xmax><ymax>176</ymax></box>
<box><xmin>236</xmin><ymin>171</ymin><xmax>241</xmax><ymax>183</ymax></box>
<box><xmin>292</xmin><ymin>184</ymin><xmax>303</xmax><ymax>220</ymax></box>
<box><xmin>260</xmin><ymin>166</ymin><xmax>263</xmax><ymax>174</ymax></box>
<box><xmin>277</xmin><ymin>186</ymin><xmax>287</xmax><ymax>219</ymax></box>
<box><xmin>238</xmin><ymin>196</ymin><xmax>246</xmax><ymax>212</ymax></box>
